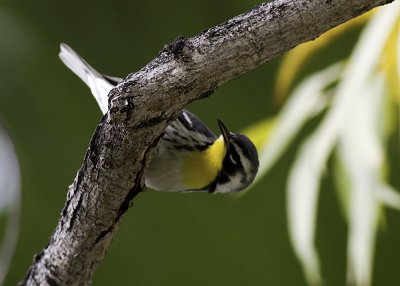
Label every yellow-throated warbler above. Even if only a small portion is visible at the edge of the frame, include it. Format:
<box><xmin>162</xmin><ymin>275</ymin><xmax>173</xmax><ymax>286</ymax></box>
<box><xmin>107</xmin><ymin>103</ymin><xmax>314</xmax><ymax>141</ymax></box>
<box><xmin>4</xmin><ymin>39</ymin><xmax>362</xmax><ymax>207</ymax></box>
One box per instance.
<box><xmin>59</xmin><ymin>44</ymin><xmax>259</xmax><ymax>193</ymax></box>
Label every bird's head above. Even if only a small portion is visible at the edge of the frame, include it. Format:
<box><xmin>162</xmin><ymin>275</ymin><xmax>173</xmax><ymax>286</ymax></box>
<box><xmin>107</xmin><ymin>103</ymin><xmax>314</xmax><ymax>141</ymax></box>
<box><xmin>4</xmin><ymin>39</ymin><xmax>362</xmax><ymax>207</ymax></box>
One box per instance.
<box><xmin>210</xmin><ymin>120</ymin><xmax>259</xmax><ymax>193</ymax></box>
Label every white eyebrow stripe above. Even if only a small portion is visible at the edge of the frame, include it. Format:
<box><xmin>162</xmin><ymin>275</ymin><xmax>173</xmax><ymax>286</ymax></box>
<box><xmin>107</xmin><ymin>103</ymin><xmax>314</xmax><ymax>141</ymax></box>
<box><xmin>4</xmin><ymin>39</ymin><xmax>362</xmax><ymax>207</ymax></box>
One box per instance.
<box><xmin>233</xmin><ymin>143</ymin><xmax>252</xmax><ymax>178</ymax></box>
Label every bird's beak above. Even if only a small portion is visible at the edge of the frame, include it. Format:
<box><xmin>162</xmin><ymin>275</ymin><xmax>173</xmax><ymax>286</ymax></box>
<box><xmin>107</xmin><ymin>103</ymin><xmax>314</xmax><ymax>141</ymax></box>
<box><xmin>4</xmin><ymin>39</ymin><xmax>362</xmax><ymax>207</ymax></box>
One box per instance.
<box><xmin>217</xmin><ymin>119</ymin><xmax>231</xmax><ymax>151</ymax></box>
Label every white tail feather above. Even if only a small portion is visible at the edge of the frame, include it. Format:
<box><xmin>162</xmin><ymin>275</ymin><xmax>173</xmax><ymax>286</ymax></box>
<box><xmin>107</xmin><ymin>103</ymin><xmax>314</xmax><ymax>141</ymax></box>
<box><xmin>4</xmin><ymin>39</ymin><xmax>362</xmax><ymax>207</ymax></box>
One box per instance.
<box><xmin>59</xmin><ymin>43</ymin><xmax>121</xmax><ymax>114</ymax></box>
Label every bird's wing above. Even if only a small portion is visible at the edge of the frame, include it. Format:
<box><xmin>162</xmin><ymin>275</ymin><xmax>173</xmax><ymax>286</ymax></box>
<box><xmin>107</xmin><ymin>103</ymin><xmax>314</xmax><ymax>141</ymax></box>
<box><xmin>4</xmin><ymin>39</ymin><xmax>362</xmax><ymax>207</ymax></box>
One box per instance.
<box><xmin>59</xmin><ymin>43</ymin><xmax>122</xmax><ymax>114</ymax></box>
<box><xmin>162</xmin><ymin>110</ymin><xmax>217</xmax><ymax>151</ymax></box>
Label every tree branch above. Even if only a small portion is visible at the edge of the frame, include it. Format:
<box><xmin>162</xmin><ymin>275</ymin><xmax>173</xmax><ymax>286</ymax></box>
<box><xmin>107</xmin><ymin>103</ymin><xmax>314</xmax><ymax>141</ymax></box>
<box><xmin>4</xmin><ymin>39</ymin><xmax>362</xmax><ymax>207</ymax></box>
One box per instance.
<box><xmin>20</xmin><ymin>0</ymin><xmax>394</xmax><ymax>285</ymax></box>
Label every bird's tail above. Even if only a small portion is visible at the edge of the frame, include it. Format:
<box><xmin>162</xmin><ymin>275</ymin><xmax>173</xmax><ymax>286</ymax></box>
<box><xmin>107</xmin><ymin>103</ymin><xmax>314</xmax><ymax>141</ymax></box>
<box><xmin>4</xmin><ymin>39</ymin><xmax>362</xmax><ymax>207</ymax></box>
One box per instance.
<box><xmin>59</xmin><ymin>43</ymin><xmax>101</xmax><ymax>88</ymax></box>
<box><xmin>59</xmin><ymin>43</ymin><xmax>121</xmax><ymax>114</ymax></box>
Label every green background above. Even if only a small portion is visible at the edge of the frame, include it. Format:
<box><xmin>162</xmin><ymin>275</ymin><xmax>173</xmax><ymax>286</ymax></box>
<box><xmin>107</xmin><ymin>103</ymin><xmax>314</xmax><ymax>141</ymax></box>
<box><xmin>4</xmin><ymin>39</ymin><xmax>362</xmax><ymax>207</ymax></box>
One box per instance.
<box><xmin>1</xmin><ymin>1</ymin><xmax>399</xmax><ymax>285</ymax></box>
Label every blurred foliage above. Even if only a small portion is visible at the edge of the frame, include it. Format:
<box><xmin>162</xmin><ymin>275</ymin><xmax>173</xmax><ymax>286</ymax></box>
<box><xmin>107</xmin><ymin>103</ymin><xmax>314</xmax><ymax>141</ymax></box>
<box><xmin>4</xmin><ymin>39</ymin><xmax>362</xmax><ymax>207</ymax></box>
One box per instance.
<box><xmin>0</xmin><ymin>1</ymin><xmax>400</xmax><ymax>286</ymax></box>
<box><xmin>250</xmin><ymin>4</ymin><xmax>400</xmax><ymax>286</ymax></box>
<box><xmin>0</xmin><ymin>124</ymin><xmax>21</xmax><ymax>285</ymax></box>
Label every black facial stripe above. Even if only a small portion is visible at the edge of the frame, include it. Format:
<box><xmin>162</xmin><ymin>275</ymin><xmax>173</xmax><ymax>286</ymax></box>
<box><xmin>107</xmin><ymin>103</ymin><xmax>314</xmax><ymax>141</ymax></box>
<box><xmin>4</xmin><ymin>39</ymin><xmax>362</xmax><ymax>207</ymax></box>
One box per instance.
<box><xmin>207</xmin><ymin>180</ymin><xmax>218</xmax><ymax>193</ymax></box>
<box><xmin>216</xmin><ymin>172</ymin><xmax>230</xmax><ymax>184</ymax></box>
<box><xmin>224</xmin><ymin>159</ymin><xmax>239</xmax><ymax>176</ymax></box>
<box><xmin>230</xmin><ymin>134</ymin><xmax>259</xmax><ymax>171</ymax></box>
<box><xmin>226</xmin><ymin>145</ymin><xmax>244</xmax><ymax>174</ymax></box>
<box><xmin>213</xmin><ymin>147</ymin><xmax>243</xmax><ymax>188</ymax></box>
<box><xmin>229</xmin><ymin>145</ymin><xmax>242</xmax><ymax>164</ymax></box>
<box><xmin>232</xmin><ymin>141</ymin><xmax>250</xmax><ymax>161</ymax></box>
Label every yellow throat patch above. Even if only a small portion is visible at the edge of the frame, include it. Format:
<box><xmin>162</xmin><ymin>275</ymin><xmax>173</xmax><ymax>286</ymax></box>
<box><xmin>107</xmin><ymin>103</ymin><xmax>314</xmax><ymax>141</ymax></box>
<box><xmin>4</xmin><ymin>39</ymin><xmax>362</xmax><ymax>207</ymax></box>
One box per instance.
<box><xmin>183</xmin><ymin>136</ymin><xmax>226</xmax><ymax>189</ymax></box>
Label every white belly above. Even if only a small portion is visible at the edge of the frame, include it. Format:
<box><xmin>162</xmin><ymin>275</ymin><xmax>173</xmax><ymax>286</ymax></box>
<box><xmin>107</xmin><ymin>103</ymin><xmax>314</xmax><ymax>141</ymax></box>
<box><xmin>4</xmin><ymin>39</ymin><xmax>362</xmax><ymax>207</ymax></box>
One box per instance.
<box><xmin>144</xmin><ymin>144</ymin><xmax>187</xmax><ymax>192</ymax></box>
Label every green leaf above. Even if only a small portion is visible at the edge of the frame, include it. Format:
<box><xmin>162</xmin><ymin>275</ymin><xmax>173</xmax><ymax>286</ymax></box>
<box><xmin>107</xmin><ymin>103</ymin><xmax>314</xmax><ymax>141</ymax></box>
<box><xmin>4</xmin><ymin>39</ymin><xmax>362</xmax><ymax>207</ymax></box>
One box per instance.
<box><xmin>286</xmin><ymin>4</ymin><xmax>400</xmax><ymax>285</ymax></box>
<box><xmin>273</xmin><ymin>12</ymin><xmax>371</xmax><ymax>103</ymax></box>
<box><xmin>249</xmin><ymin>63</ymin><xmax>342</xmax><ymax>190</ymax></box>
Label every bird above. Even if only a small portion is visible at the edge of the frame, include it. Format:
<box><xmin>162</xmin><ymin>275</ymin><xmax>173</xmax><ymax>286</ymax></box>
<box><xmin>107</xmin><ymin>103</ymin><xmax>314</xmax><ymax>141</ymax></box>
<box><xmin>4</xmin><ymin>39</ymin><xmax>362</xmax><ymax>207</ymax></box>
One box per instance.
<box><xmin>59</xmin><ymin>43</ymin><xmax>259</xmax><ymax>193</ymax></box>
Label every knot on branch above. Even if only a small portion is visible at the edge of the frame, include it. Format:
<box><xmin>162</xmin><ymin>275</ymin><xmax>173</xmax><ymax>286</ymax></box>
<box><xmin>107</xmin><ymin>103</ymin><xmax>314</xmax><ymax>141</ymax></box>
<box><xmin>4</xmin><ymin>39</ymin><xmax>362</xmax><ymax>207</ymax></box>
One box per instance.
<box><xmin>163</xmin><ymin>36</ymin><xmax>194</xmax><ymax>62</ymax></box>
<box><xmin>107</xmin><ymin>86</ymin><xmax>137</xmax><ymax>125</ymax></box>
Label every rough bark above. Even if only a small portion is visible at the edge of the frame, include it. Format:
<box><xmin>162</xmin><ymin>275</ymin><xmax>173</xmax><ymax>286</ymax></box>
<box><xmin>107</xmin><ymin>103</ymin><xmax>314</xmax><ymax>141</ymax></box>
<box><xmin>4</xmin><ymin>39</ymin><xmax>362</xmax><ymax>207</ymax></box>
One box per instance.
<box><xmin>20</xmin><ymin>0</ymin><xmax>394</xmax><ymax>285</ymax></box>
